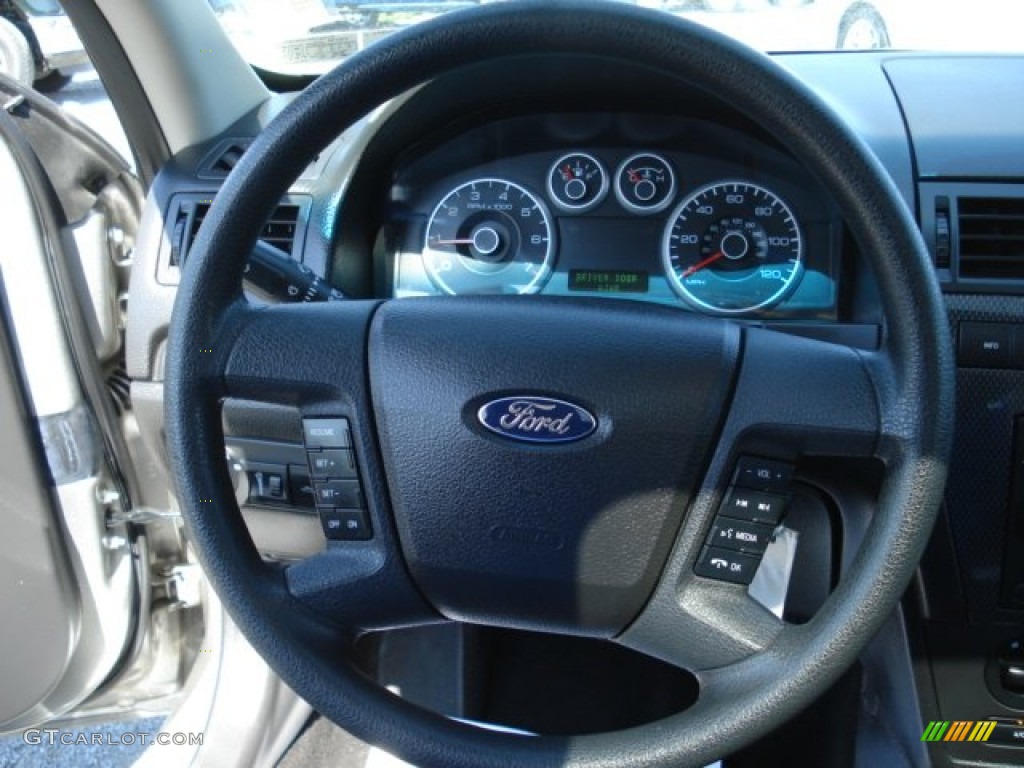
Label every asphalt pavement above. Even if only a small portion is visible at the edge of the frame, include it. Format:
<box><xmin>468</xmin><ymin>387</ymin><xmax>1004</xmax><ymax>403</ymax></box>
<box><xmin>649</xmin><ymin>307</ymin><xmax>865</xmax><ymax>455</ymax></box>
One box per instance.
<box><xmin>0</xmin><ymin>717</ymin><xmax>164</xmax><ymax>768</ymax></box>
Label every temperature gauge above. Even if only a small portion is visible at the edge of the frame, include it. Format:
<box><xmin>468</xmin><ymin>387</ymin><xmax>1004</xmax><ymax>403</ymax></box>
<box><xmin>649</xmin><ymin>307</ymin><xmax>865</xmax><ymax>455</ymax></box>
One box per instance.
<box><xmin>547</xmin><ymin>152</ymin><xmax>608</xmax><ymax>212</ymax></box>
<box><xmin>614</xmin><ymin>152</ymin><xmax>676</xmax><ymax>215</ymax></box>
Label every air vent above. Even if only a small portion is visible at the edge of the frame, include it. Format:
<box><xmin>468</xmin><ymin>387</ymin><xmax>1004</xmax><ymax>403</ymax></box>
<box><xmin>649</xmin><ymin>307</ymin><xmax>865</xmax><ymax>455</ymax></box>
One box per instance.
<box><xmin>958</xmin><ymin>197</ymin><xmax>1024</xmax><ymax>279</ymax></box>
<box><xmin>199</xmin><ymin>138</ymin><xmax>329</xmax><ymax>181</ymax></box>
<box><xmin>169</xmin><ymin>202</ymin><xmax>302</xmax><ymax>267</ymax></box>
<box><xmin>198</xmin><ymin>140</ymin><xmax>252</xmax><ymax>179</ymax></box>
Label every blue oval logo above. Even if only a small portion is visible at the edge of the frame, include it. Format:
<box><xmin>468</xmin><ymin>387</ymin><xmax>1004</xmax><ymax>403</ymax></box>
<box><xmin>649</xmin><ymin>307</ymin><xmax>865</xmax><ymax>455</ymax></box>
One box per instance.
<box><xmin>477</xmin><ymin>396</ymin><xmax>597</xmax><ymax>444</ymax></box>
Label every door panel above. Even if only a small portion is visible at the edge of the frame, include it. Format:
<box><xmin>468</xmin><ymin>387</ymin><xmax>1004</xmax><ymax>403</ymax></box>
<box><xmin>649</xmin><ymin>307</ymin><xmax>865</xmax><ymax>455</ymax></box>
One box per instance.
<box><xmin>0</xmin><ymin>286</ymin><xmax>80</xmax><ymax>728</ymax></box>
<box><xmin>0</xmin><ymin>85</ymin><xmax>137</xmax><ymax>731</ymax></box>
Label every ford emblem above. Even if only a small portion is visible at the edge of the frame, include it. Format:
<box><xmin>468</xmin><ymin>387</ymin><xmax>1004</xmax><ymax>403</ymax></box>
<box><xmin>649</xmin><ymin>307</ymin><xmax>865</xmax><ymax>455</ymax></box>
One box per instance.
<box><xmin>477</xmin><ymin>396</ymin><xmax>597</xmax><ymax>444</ymax></box>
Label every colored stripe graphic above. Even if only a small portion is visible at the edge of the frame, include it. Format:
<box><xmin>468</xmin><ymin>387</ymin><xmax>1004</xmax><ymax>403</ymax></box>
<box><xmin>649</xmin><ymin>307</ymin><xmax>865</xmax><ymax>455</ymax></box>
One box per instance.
<box><xmin>969</xmin><ymin>721</ymin><xmax>997</xmax><ymax>742</ymax></box>
<box><xmin>944</xmin><ymin>721</ymin><xmax>968</xmax><ymax>741</ymax></box>
<box><xmin>921</xmin><ymin>720</ymin><xmax>996</xmax><ymax>742</ymax></box>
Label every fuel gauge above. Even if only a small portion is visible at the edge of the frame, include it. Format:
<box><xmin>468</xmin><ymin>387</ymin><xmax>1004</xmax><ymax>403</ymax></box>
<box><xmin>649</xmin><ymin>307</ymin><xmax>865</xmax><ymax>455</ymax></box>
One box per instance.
<box><xmin>547</xmin><ymin>152</ymin><xmax>608</xmax><ymax>212</ymax></box>
<box><xmin>614</xmin><ymin>152</ymin><xmax>676</xmax><ymax>215</ymax></box>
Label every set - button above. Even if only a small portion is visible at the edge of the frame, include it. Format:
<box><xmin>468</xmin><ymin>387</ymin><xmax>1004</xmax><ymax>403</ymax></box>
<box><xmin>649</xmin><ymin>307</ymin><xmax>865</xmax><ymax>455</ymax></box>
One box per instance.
<box><xmin>695</xmin><ymin>455</ymin><xmax>794</xmax><ymax>585</ymax></box>
<box><xmin>303</xmin><ymin>417</ymin><xmax>371</xmax><ymax>541</ymax></box>
<box><xmin>313</xmin><ymin>480</ymin><xmax>364</xmax><ymax>509</ymax></box>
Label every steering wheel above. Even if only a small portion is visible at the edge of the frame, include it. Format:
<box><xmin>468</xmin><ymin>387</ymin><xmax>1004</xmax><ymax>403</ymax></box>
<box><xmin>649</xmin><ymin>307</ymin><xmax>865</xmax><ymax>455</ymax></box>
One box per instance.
<box><xmin>165</xmin><ymin>2</ymin><xmax>953</xmax><ymax>766</ymax></box>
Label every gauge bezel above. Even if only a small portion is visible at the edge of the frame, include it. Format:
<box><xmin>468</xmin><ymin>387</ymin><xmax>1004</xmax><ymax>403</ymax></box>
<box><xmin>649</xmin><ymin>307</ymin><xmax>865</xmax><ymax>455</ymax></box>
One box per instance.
<box><xmin>422</xmin><ymin>177</ymin><xmax>556</xmax><ymax>295</ymax></box>
<box><xmin>546</xmin><ymin>152</ymin><xmax>610</xmax><ymax>213</ymax></box>
<box><xmin>613</xmin><ymin>152</ymin><xmax>677</xmax><ymax>215</ymax></box>
<box><xmin>661</xmin><ymin>179</ymin><xmax>804</xmax><ymax>315</ymax></box>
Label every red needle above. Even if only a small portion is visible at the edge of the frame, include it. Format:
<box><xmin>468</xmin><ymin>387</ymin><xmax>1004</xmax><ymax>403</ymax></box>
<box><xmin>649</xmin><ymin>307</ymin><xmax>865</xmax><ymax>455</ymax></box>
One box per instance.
<box><xmin>682</xmin><ymin>251</ymin><xmax>723</xmax><ymax>278</ymax></box>
<box><xmin>563</xmin><ymin>164</ymin><xmax>575</xmax><ymax>180</ymax></box>
<box><xmin>433</xmin><ymin>238</ymin><xmax>476</xmax><ymax>245</ymax></box>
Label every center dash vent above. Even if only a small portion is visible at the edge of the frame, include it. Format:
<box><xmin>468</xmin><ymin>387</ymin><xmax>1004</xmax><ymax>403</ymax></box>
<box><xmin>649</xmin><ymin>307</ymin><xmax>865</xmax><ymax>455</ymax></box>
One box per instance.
<box><xmin>168</xmin><ymin>202</ymin><xmax>302</xmax><ymax>268</ymax></box>
<box><xmin>957</xmin><ymin>197</ymin><xmax>1024</xmax><ymax>279</ymax></box>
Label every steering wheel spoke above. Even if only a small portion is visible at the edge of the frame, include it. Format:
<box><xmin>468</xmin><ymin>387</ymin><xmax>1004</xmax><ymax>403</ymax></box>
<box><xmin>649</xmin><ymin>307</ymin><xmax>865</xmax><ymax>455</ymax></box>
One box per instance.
<box><xmin>220</xmin><ymin>300</ymin><xmax>379</xmax><ymax>408</ymax></box>
<box><xmin>619</xmin><ymin>327</ymin><xmax>882</xmax><ymax>671</ymax></box>
<box><xmin>285</xmin><ymin>547</ymin><xmax>441</xmax><ymax>634</ymax></box>
<box><xmin>729</xmin><ymin>326</ymin><xmax>882</xmax><ymax>449</ymax></box>
<box><xmin>215</xmin><ymin>299</ymin><xmax>440</xmax><ymax>632</ymax></box>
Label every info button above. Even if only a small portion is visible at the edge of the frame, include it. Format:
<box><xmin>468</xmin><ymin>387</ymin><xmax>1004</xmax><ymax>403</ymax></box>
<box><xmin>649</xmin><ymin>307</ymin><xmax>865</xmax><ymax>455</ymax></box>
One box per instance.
<box><xmin>959</xmin><ymin>322</ymin><xmax>1014</xmax><ymax>369</ymax></box>
<box><xmin>988</xmin><ymin>723</ymin><xmax>1024</xmax><ymax>747</ymax></box>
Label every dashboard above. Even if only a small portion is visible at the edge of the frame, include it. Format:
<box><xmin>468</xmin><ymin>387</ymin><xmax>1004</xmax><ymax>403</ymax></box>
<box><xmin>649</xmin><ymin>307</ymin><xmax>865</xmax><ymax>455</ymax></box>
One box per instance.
<box><xmin>387</xmin><ymin>113</ymin><xmax>839</xmax><ymax>319</ymax></box>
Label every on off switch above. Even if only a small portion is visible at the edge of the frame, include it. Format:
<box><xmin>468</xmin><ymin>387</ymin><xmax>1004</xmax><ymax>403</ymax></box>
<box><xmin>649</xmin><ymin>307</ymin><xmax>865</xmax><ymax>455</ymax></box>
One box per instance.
<box><xmin>320</xmin><ymin>508</ymin><xmax>372</xmax><ymax>541</ymax></box>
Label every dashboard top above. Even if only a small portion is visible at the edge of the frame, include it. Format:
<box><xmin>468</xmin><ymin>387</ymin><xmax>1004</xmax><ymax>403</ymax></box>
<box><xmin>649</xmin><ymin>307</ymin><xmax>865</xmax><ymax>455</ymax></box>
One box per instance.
<box><xmin>126</xmin><ymin>50</ymin><xmax>1024</xmax><ymax>381</ymax></box>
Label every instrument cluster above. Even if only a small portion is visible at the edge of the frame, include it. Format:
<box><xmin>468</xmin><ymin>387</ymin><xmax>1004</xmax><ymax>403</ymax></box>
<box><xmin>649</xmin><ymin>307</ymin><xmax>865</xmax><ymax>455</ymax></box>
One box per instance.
<box><xmin>387</xmin><ymin>114</ymin><xmax>839</xmax><ymax>319</ymax></box>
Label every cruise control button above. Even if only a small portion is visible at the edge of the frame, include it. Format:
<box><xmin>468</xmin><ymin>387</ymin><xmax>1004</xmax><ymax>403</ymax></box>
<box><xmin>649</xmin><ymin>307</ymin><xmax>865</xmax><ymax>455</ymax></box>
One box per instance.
<box><xmin>303</xmin><ymin>418</ymin><xmax>352</xmax><ymax>449</ymax></box>
<box><xmin>314</xmin><ymin>480</ymin><xmax>364</xmax><ymax>509</ymax></box>
<box><xmin>307</xmin><ymin>449</ymin><xmax>357</xmax><ymax>480</ymax></box>
<box><xmin>721</xmin><ymin>487</ymin><xmax>788</xmax><ymax>524</ymax></box>
<box><xmin>709</xmin><ymin>516</ymin><xmax>774</xmax><ymax>553</ymax></box>
<box><xmin>694</xmin><ymin>546</ymin><xmax>761</xmax><ymax>585</ymax></box>
<box><xmin>320</xmin><ymin>508</ymin><xmax>372</xmax><ymax>541</ymax></box>
<box><xmin>733</xmin><ymin>456</ymin><xmax>793</xmax><ymax>493</ymax></box>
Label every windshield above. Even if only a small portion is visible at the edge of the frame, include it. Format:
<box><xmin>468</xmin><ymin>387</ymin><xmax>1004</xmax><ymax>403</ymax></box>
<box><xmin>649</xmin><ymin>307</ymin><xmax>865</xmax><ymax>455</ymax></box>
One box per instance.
<box><xmin>211</xmin><ymin>0</ymin><xmax>1024</xmax><ymax>76</ymax></box>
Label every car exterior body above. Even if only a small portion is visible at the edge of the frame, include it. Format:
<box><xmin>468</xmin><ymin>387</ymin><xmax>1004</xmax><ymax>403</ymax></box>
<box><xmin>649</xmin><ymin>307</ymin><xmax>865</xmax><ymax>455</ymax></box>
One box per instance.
<box><xmin>0</xmin><ymin>0</ymin><xmax>86</xmax><ymax>86</ymax></box>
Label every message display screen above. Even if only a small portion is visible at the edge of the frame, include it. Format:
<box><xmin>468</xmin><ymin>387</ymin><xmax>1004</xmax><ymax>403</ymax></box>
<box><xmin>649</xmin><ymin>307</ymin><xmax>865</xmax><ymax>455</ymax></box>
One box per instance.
<box><xmin>568</xmin><ymin>269</ymin><xmax>649</xmax><ymax>294</ymax></box>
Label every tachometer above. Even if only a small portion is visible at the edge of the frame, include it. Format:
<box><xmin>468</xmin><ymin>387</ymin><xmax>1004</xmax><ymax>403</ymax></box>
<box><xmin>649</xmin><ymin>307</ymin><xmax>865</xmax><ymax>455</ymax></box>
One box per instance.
<box><xmin>423</xmin><ymin>178</ymin><xmax>555</xmax><ymax>295</ymax></box>
<box><xmin>662</xmin><ymin>181</ymin><xmax>802</xmax><ymax>314</ymax></box>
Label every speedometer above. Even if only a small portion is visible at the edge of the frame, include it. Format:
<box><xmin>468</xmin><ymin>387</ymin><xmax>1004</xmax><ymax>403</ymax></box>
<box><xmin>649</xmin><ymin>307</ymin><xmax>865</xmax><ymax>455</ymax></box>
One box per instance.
<box><xmin>662</xmin><ymin>181</ymin><xmax>803</xmax><ymax>314</ymax></box>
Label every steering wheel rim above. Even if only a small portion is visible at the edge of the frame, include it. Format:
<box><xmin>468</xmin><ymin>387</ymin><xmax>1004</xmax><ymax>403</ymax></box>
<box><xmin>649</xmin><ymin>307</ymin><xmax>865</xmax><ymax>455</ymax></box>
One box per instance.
<box><xmin>165</xmin><ymin>3</ymin><xmax>953</xmax><ymax>766</ymax></box>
